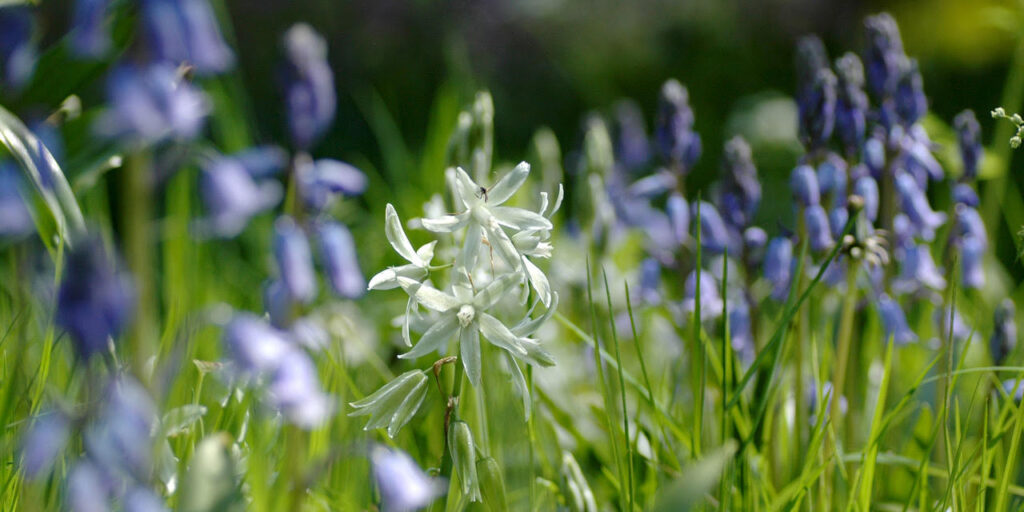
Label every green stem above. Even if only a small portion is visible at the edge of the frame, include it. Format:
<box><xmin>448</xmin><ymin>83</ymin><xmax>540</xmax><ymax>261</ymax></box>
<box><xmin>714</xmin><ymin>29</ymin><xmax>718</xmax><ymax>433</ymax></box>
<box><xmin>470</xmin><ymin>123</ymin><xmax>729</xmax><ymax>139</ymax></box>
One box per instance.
<box><xmin>830</xmin><ymin>262</ymin><xmax>860</xmax><ymax>475</ymax></box>
<box><xmin>122</xmin><ymin>150</ymin><xmax>157</xmax><ymax>381</ymax></box>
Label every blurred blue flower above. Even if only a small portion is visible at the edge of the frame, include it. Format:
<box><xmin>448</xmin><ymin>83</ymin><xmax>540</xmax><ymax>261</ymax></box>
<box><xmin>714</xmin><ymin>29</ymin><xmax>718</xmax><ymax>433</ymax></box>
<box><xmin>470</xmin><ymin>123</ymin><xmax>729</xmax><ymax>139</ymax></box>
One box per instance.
<box><xmin>141</xmin><ymin>0</ymin><xmax>234</xmax><ymax>74</ymax></box>
<box><xmin>654</xmin><ymin>79</ymin><xmax>701</xmax><ymax>173</ymax></box>
<box><xmin>954</xmin><ymin>110</ymin><xmax>982</xmax><ymax>180</ymax></box>
<box><xmin>21</xmin><ymin>411</ymin><xmax>70</xmax><ymax>480</ymax></box>
<box><xmin>100</xmin><ymin>63</ymin><xmax>210</xmax><ymax>143</ymax></box>
<box><xmin>863</xmin><ymin>13</ymin><xmax>905</xmax><ymax>99</ymax></box>
<box><xmin>197</xmin><ymin>154</ymin><xmax>282</xmax><ymax>237</ymax></box>
<box><xmin>666</xmin><ymin>192</ymin><xmax>689</xmax><ymax>245</ymax></box>
<box><xmin>797</xmin><ymin>68</ymin><xmax>837</xmax><ymax>149</ymax></box>
<box><xmin>991</xmin><ymin>299</ymin><xmax>1017</xmax><ymax>365</ymax></box>
<box><xmin>952</xmin><ymin>183</ymin><xmax>979</xmax><ymax>207</ymax></box>
<box><xmin>895</xmin><ymin>172</ymin><xmax>945</xmax><ymax>241</ymax></box>
<box><xmin>816</xmin><ymin>153</ymin><xmax>847</xmax><ymax>206</ymax></box>
<box><xmin>900</xmin><ymin>126</ymin><xmax>943</xmax><ymax>184</ymax></box>
<box><xmin>828</xmin><ymin>206</ymin><xmax>848</xmax><ymax>239</ymax></box>
<box><xmin>317</xmin><ymin>220</ymin><xmax>364</xmax><ymax>299</ymax></box>
<box><xmin>0</xmin><ymin>163</ymin><xmax>35</xmax><ymax>239</ymax></box>
<box><xmin>693</xmin><ymin>201</ymin><xmax>732</xmax><ymax>254</ymax></box>
<box><xmin>297</xmin><ymin>158</ymin><xmax>368</xmax><ymax>211</ymax></box>
<box><xmin>807</xmin><ymin>380</ymin><xmax>848</xmax><ymax>423</ymax></box>
<box><xmin>612</xmin><ymin>100</ymin><xmax>651</xmax><ymax>172</ymax></box>
<box><xmin>67</xmin><ymin>460</ymin><xmax>110</xmax><ymax>512</ymax></box>
<box><xmin>796</xmin><ymin>35</ymin><xmax>829</xmax><ymax>98</ymax></box>
<box><xmin>639</xmin><ymin>257</ymin><xmax>661</xmax><ymax>304</ymax></box>
<box><xmin>274</xmin><ymin>216</ymin><xmax>317</xmax><ymax>303</ymax></box>
<box><xmin>728</xmin><ymin>296</ymin><xmax>754</xmax><ymax>363</ymax></box>
<box><xmin>269</xmin><ymin>348</ymin><xmax>334</xmax><ymax>429</ymax></box>
<box><xmin>743</xmin><ymin>226</ymin><xmax>767</xmax><ymax>268</ymax></box>
<box><xmin>85</xmin><ymin>375</ymin><xmax>157</xmax><ymax>479</ymax></box>
<box><xmin>283</xmin><ymin>24</ymin><xmax>336</xmax><ymax>150</ymax></box>
<box><xmin>233</xmin><ymin>146</ymin><xmax>289</xmax><ymax>178</ymax></box>
<box><xmin>371</xmin><ymin>445</ymin><xmax>446</xmax><ymax>512</ymax></box>
<box><xmin>718</xmin><ymin>136</ymin><xmax>760</xmax><ymax>229</ymax></box>
<box><xmin>954</xmin><ymin>204</ymin><xmax>987</xmax><ymax>248</ymax></box>
<box><xmin>263</xmin><ymin>279</ymin><xmax>291</xmax><ymax>328</ymax></box>
<box><xmin>960</xmin><ymin>235</ymin><xmax>985</xmax><ymax>290</ymax></box>
<box><xmin>790</xmin><ymin>164</ymin><xmax>820</xmax><ymax>207</ymax></box>
<box><xmin>124</xmin><ymin>487</ymin><xmax>169</xmax><ymax>512</ymax></box>
<box><xmin>934</xmin><ymin>307</ymin><xmax>970</xmax><ymax>344</ymax></box>
<box><xmin>626</xmin><ymin>170</ymin><xmax>676</xmax><ymax>199</ymax></box>
<box><xmin>70</xmin><ymin>0</ymin><xmax>111</xmax><ymax>58</ymax></box>
<box><xmin>56</xmin><ymin>237</ymin><xmax>136</xmax><ymax>360</ymax></box>
<box><xmin>805</xmin><ymin>204</ymin><xmax>833</xmax><ymax>251</ymax></box>
<box><xmin>0</xmin><ymin>6</ymin><xmax>36</xmax><ymax>90</ymax></box>
<box><xmin>893</xmin><ymin>243</ymin><xmax>945</xmax><ymax>294</ymax></box>
<box><xmin>877</xmin><ymin>293</ymin><xmax>917</xmax><ymax>345</ymax></box>
<box><xmin>834</xmin><ymin>52</ymin><xmax>868</xmax><ymax>155</ymax></box>
<box><xmin>863</xmin><ymin>135</ymin><xmax>885</xmax><ymax>178</ymax></box>
<box><xmin>764</xmin><ymin>237</ymin><xmax>793</xmax><ymax>301</ymax></box>
<box><xmin>682</xmin><ymin>269</ymin><xmax>722</xmax><ymax>322</ymax></box>
<box><xmin>894</xmin><ymin>58</ymin><xmax>927</xmax><ymax>126</ymax></box>
<box><xmin>224</xmin><ymin>313</ymin><xmax>294</xmax><ymax>374</ymax></box>
<box><xmin>853</xmin><ymin>175</ymin><xmax>879</xmax><ymax>222</ymax></box>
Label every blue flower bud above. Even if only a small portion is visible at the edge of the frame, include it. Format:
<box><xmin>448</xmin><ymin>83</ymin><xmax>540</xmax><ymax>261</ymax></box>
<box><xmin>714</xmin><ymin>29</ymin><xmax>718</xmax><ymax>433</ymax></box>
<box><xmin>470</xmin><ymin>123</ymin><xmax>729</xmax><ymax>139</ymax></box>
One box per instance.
<box><xmin>991</xmin><ymin>299</ymin><xmax>1017</xmax><ymax>365</ymax></box>
<box><xmin>805</xmin><ymin>204</ymin><xmax>833</xmax><ymax>251</ymax></box>
<box><xmin>952</xmin><ymin>183</ymin><xmax>979</xmax><ymax>207</ymax></box>
<box><xmin>56</xmin><ymin>237</ymin><xmax>136</xmax><ymax>360</ymax></box>
<box><xmin>612</xmin><ymin>100</ymin><xmax>651</xmax><ymax>172</ymax></box>
<box><xmin>853</xmin><ymin>175</ymin><xmax>879</xmax><ymax>221</ymax></box>
<box><xmin>124</xmin><ymin>487</ymin><xmax>169</xmax><ymax>512</ymax></box>
<box><xmin>743</xmin><ymin>226</ymin><xmax>768</xmax><ymax>268</ymax></box>
<box><xmin>693</xmin><ymin>201</ymin><xmax>731</xmax><ymax>254</ymax></box>
<box><xmin>67</xmin><ymin>461</ymin><xmax>111</xmax><ymax>512</ymax></box>
<box><xmin>817</xmin><ymin>153</ymin><xmax>847</xmax><ymax>205</ymax></box>
<box><xmin>798</xmin><ymin>68</ymin><xmax>837</xmax><ymax>149</ymax></box>
<box><xmin>141</xmin><ymin>0</ymin><xmax>234</xmax><ymax>74</ymax></box>
<box><xmin>317</xmin><ymin>221</ymin><xmax>364</xmax><ymax>299</ymax></box>
<box><xmin>70</xmin><ymin>0</ymin><xmax>112</xmax><ymax>57</ymax></box>
<box><xmin>639</xmin><ymin>258</ymin><xmax>661</xmax><ymax>304</ymax></box>
<box><xmin>863</xmin><ymin>135</ymin><xmax>886</xmax><ymax>178</ymax></box>
<box><xmin>269</xmin><ymin>348</ymin><xmax>334</xmax><ymax>428</ymax></box>
<box><xmin>86</xmin><ymin>375</ymin><xmax>158</xmax><ymax>478</ymax></box>
<box><xmin>877</xmin><ymin>293</ymin><xmax>917</xmax><ymax>345</ymax></box>
<box><xmin>895</xmin><ymin>58</ymin><xmax>927</xmax><ymax>126</ymax></box>
<box><xmin>719</xmin><ymin>136</ymin><xmax>760</xmax><ymax>228</ymax></box>
<box><xmin>790</xmin><ymin>164</ymin><xmax>820</xmax><ymax>206</ymax></box>
<box><xmin>654</xmin><ymin>79</ymin><xmax>701</xmax><ymax>173</ymax></box>
<box><xmin>954</xmin><ymin>204</ymin><xmax>987</xmax><ymax>249</ymax></box>
<box><xmin>764</xmin><ymin>237</ymin><xmax>793</xmax><ymax>301</ymax></box>
<box><xmin>274</xmin><ymin>216</ymin><xmax>317</xmax><ymax>303</ymax></box>
<box><xmin>863</xmin><ymin>13</ymin><xmax>905</xmax><ymax>99</ymax></box>
<box><xmin>263</xmin><ymin>280</ymin><xmax>291</xmax><ymax>328</ymax></box>
<box><xmin>0</xmin><ymin>7</ymin><xmax>36</xmax><ymax>90</ymax></box>
<box><xmin>835</xmin><ymin>52</ymin><xmax>868</xmax><ymax>154</ymax></box>
<box><xmin>100</xmin><ymin>63</ymin><xmax>209</xmax><ymax>143</ymax></box>
<box><xmin>894</xmin><ymin>243</ymin><xmax>945</xmax><ymax>293</ymax></box>
<box><xmin>297</xmin><ymin>159</ymin><xmax>368</xmax><ymax>211</ymax></box>
<box><xmin>728</xmin><ymin>296</ymin><xmax>754</xmax><ymax>363</ymax></box>
<box><xmin>666</xmin><ymin>193</ymin><xmax>689</xmax><ymax>245</ymax></box>
<box><xmin>0</xmin><ymin>163</ymin><xmax>34</xmax><ymax>239</ymax></box>
<box><xmin>371</xmin><ymin>446</ymin><xmax>446</xmax><ymax>512</ymax></box>
<box><xmin>283</xmin><ymin>24</ymin><xmax>335</xmax><ymax>150</ymax></box>
<box><xmin>960</xmin><ymin>235</ymin><xmax>985</xmax><ymax>290</ymax></box>
<box><xmin>198</xmin><ymin>156</ymin><xmax>282</xmax><ymax>238</ymax></box>
<box><xmin>682</xmin><ymin>269</ymin><xmax>722</xmax><ymax>322</ymax></box>
<box><xmin>224</xmin><ymin>313</ymin><xmax>293</xmax><ymax>374</ymax></box>
<box><xmin>895</xmin><ymin>172</ymin><xmax>945</xmax><ymax>241</ymax></box>
<box><xmin>829</xmin><ymin>206</ymin><xmax>848</xmax><ymax>239</ymax></box>
<box><xmin>21</xmin><ymin>411</ymin><xmax>70</xmax><ymax>480</ymax></box>
<box><xmin>796</xmin><ymin>35</ymin><xmax>829</xmax><ymax>97</ymax></box>
<box><xmin>954</xmin><ymin>109</ymin><xmax>982</xmax><ymax>180</ymax></box>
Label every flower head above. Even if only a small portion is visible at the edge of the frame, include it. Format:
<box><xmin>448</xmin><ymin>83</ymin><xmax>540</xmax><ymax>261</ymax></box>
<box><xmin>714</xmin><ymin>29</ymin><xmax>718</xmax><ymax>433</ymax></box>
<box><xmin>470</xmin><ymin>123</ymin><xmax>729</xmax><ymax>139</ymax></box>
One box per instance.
<box><xmin>954</xmin><ymin>109</ymin><xmax>982</xmax><ymax>180</ymax></box>
<box><xmin>835</xmin><ymin>52</ymin><xmax>868</xmax><ymax>154</ymax></box>
<box><xmin>795</xmin><ymin>35</ymin><xmax>829</xmax><ymax>97</ymax></box>
<box><xmin>282</xmin><ymin>24</ymin><xmax>335</xmax><ymax>149</ymax></box>
<box><xmin>797</xmin><ymin>68</ymin><xmax>837</xmax><ymax>149</ymax></box>
<box><xmin>612</xmin><ymin>100</ymin><xmax>651</xmax><ymax>172</ymax></box>
<box><xmin>141</xmin><ymin>0</ymin><xmax>235</xmax><ymax>74</ymax></box>
<box><xmin>895</xmin><ymin>172</ymin><xmax>945</xmax><ymax>241</ymax></box>
<box><xmin>274</xmin><ymin>216</ymin><xmax>317</xmax><ymax>303</ymax></box>
<box><xmin>718</xmin><ymin>136</ymin><xmax>760</xmax><ymax>229</ymax></box>
<box><xmin>764</xmin><ymin>236</ymin><xmax>793</xmax><ymax>301</ymax></box>
<box><xmin>0</xmin><ymin>6</ymin><xmax>36</xmax><ymax>90</ymax></box>
<box><xmin>863</xmin><ymin>13</ymin><xmax>905</xmax><ymax>98</ymax></box>
<box><xmin>70</xmin><ymin>0</ymin><xmax>112</xmax><ymax>57</ymax></box>
<box><xmin>99</xmin><ymin>63</ymin><xmax>210</xmax><ymax>143</ymax></box>
<box><xmin>790</xmin><ymin>164</ymin><xmax>820</xmax><ymax>207</ymax></box>
<box><xmin>654</xmin><ymin>79</ymin><xmax>701</xmax><ymax>173</ymax></box>
<box><xmin>197</xmin><ymin>153</ymin><xmax>282</xmax><ymax>237</ymax></box>
<box><xmin>895</xmin><ymin>58</ymin><xmax>927</xmax><ymax>126</ymax></box>
<box><xmin>371</xmin><ymin>446</ymin><xmax>446</xmax><ymax>512</ymax></box>
<box><xmin>317</xmin><ymin>220</ymin><xmax>364</xmax><ymax>299</ymax></box>
<box><xmin>877</xmin><ymin>293</ymin><xmax>917</xmax><ymax>345</ymax></box>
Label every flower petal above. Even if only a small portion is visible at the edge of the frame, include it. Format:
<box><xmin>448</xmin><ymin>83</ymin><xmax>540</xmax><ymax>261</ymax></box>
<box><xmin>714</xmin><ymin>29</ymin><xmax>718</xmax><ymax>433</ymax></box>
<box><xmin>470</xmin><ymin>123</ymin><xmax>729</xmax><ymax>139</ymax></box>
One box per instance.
<box><xmin>385</xmin><ymin>204</ymin><xmax>422</xmax><ymax>265</ymax></box>
<box><xmin>491</xmin><ymin>206</ymin><xmax>553</xmax><ymax>231</ymax></box>
<box><xmin>487</xmin><ymin>161</ymin><xmax>530</xmax><ymax>205</ymax></box>
<box><xmin>483</xmin><ymin>220</ymin><xmax>522</xmax><ymax>270</ymax></box>
<box><xmin>399</xmin><ymin>313</ymin><xmax>459</xmax><ymax>360</ymax></box>
<box><xmin>504</xmin><ymin>352</ymin><xmax>531</xmax><ymax>421</ymax></box>
<box><xmin>454</xmin><ymin>167</ymin><xmax>481</xmax><ymax>207</ymax></box>
<box><xmin>398</xmin><ymin>277</ymin><xmax>460</xmax><ymax>312</ymax></box>
<box><xmin>422</xmin><ymin>212</ymin><xmax>469</xmax><ymax>233</ymax></box>
<box><xmin>473</xmin><ymin>273</ymin><xmax>521</xmax><ymax>310</ymax></box>
<box><xmin>478</xmin><ymin>313</ymin><xmax>528</xmax><ymax>357</ymax></box>
<box><xmin>459</xmin><ymin>223</ymin><xmax>483</xmax><ymax>271</ymax></box>
<box><xmin>461</xmin><ymin>326</ymin><xmax>482</xmax><ymax>387</ymax></box>
<box><xmin>523</xmin><ymin>257</ymin><xmax>551</xmax><ymax>307</ymax></box>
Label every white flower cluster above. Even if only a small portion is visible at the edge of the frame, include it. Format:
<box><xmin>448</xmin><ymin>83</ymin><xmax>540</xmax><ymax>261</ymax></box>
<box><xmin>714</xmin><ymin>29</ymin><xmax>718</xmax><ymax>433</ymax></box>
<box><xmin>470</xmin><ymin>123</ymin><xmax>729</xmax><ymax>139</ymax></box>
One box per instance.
<box><xmin>352</xmin><ymin>162</ymin><xmax>561</xmax><ymax>435</ymax></box>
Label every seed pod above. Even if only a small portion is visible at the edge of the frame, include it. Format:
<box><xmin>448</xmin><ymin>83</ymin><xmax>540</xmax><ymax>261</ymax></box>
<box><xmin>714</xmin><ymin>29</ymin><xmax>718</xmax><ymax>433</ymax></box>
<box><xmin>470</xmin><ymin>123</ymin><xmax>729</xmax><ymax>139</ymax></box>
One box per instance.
<box><xmin>476</xmin><ymin>456</ymin><xmax>509</xmax><ymax>512</ymax></box>
<box><xmin>448</xmin><ymin>420</ymin><xmax>480</xmax><ymax>501</ymax></box>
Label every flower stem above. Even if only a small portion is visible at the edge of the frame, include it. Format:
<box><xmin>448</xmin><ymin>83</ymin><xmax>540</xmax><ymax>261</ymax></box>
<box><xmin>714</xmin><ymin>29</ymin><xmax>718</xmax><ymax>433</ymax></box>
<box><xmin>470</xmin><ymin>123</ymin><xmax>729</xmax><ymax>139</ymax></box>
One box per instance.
<box><xmin>122</xmin><ymin>150</ymin><xmax>157</xmax><ymax>382</ymax></box>
<box><xmin>830</xmin><ymin>261</ymin><xmax>859</xmax><ymax>470</ymax></box>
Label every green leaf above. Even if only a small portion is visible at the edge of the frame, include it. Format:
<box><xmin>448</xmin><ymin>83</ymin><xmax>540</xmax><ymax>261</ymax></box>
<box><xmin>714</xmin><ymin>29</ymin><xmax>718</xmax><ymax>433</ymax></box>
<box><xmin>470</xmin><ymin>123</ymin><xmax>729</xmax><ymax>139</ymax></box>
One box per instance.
<box><xmin>162</xmin><ymin>404</ymin><xmax>207</xmax><ymax>438</ymax></box>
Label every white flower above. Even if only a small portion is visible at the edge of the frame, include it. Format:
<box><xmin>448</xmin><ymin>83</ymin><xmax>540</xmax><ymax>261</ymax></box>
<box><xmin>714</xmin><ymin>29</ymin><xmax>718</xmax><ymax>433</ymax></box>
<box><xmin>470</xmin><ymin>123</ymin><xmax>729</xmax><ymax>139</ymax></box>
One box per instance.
<box><xmin>422</xmin><ymin>163</ymin><xmax>551</xmax><ymax>272</ymax></box>
<box><xmin>397</xmin><ymin>274</ymin><xmax>554</xmax><ymax>386</ymax></box>
<box><xmin>368</xmin><ymin>204</ymin><xmax>438</xmax><ymax>291</ymax></box>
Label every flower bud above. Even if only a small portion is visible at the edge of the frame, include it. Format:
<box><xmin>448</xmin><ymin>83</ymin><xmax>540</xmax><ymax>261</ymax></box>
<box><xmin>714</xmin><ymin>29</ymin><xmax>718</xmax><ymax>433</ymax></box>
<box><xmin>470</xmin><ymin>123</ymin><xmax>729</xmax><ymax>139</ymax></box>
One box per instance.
<box><xmin>954</xmin><ymin>109</ymin><xmax>982</xmax><ymax>180</ymax></box>
<box><xmin>805</xmin><ymin>204</ymin><xmax>833</xmax><ymax>251</ymax></box>
<box><xmin>895</xmin><ymin>172</ymin><xmax>945</xmax><ymax>241</ymax></box>
<box><xmin>317</xmin><ymin>221</ymin><xmax>365</xmax><ymax>299</ymax></box>
<box><xmin>448</xmin><ymin>420</ymin><xmax>480</xmax><ymax>501</ymax></box>
<box><xmin>476</xmin><ymin>456</ymin><xmax>509</xmax><ymax>512</ymax></box>
<box><xmin>719</xmin><ymin>136</ymin><xmax>760</xmax><ymax>228</ymax></box>
<box><xmin>764</xmin><ymin>237</ymin><xmax>793</xmax><ymax>301</ymax></box>
<box><xmin>853</xmin><ymin>175</ymin><xmax>879</xmax><ymax>222</ymax></box>
<box><xmin>790</xmin><ymin>164</ymin><xmax>820</xmax><ymax>206</ymax></box>
<box><xmin>952</xmin><ymin>183</ymin><xmax>979</xmax><ymax>207</ymax></box>
<box><xmin>878</xmin><ymin>293</ymin><xmax>917</xmax><ymax>345</ymax></box>
<box><xmin>274</xmin><ymin>216</ymin><xmax>317</xmax><ymax>303</ymax></box>
<box><xmin>798</xmin><ymin>68</ymin><xmax>837</xmax><ymax>149</ymax></box>
<box><xmin>863</xmin><ymin>13</ymin><xmax>906</xmax><ymax>98</ymax></box>
<box><xmin>282</xmin><ymin>24</ymin><xmax>335</xmax><ymax>149</ymax></box>
<box><xmin>655</xmin><ymin>79</ymin><xmax>701</xmax><ymax>173</ymax></box>
<box><xmin>895</xmin><ymin>58</ymin><xmax>926</xmax><ymax>125</ymax></box>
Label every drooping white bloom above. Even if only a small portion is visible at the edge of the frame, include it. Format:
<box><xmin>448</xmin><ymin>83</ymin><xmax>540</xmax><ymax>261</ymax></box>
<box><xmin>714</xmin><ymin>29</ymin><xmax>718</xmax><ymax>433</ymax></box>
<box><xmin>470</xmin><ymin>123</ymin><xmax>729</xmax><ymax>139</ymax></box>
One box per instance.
<box><xmin>368</xmin><ymin>204</ymin><xmax>438</xmax><ymax>291</ymax></box>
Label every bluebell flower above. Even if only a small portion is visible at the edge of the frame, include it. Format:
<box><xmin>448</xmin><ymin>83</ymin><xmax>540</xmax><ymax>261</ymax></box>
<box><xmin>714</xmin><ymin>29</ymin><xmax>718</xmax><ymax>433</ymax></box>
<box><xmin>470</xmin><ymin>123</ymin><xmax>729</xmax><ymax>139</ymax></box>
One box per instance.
<box><xmin>895</xmin><ymin>58</ymin><xmax>927</xmax><ymax>126</ymax></box>
<box><xmin>834</xmin><ymin>52</ymin><xmax>868</xmax><ymax>155</ymax></box>
<box><xmin>934</xmin><ymin>307</ymin><xmax>970</xmax><ymax>344</ymax></box>
<box><xmin>224</xmin><ymin>313</ymin><xmax>293</xmax><ymax>374</ymax></box>
<box><xmin>263</xmin><ymin>280</ymin><xmax>292</xmax><ymax>328</ymax></box>
<box><xmin>21</xmin><ymin>411</ymin><xmax>70</xmax><ymax>480</ymax></box>
<box><xmin>317</xmin><ymin>221</ymin><xmax>364</xmax><ymax>299</ymax></box>
<box><xmin>797</xmin><ymin>68</ymin><xmax>837</xmax><ymax>149</ymax></box>
<box><xmin>67</xmin><ymin>460</ymin><xmax>111</xmax><ymax>512</ymax></box>
<box><xmin>805</xmin><ymin>204</ymin><xmax>833</xmax><ymax>251</ymax></box>
<box><xmin>268</xmin><ymin>348</ymin><xmax>334</xmax><ymax>429</ymax></box>
<box><xmin>124</xmin><ymin>487</ymin><xmax>169</xmax><ymax>512</ymax></box>
<box><xmin>718</xmin><ymin>136</ymin><xmax>760</xmax><ymax>228</ymax></box>
<box><xmin>991</xmin><ymin>299</ymin><xmax>1017</xmax><ymax>365</ymax></box>
<box><xmin>298</xmin><ymin>158</ymin><xmax>368</xmax><ymax>211</ymax></box>
<box><xmin>892</xmin><ymin>212</ymin><xmax>913</xmax><ymax>249</ymax></box>
<box><xmin>893</xmin><ymin>243</ymin><xmax>945</xmax><ymax>293</ymax></box>
<box><xmin>612</xmin><ymin>100</ymin><xmax>651</xmax><ymax>172</ymax></box>
<box><xmin>728</xmin><ymin>296</ymin><xmax>754</xmax><ymax>363</ymax></box>
<box><xmin>0</xmin><ymin>7</ymin><xmax>36</xmax><ymax>90</ymax></box>
<box><xmin>764</xmin><ymin>236</ymin><xmax>793</xmax><ymax>301</ymax></box>
<box><xmin>828</xmin><ymin>206</ymin><xmax>848</xmax><ymax>239</ymax></box>
<box><xmin>954</xmin><ymin>204</ymin><xmax>987</xmax><ymax>247</ymax></box>
<box><xmin>863</xmin><ymin>135</ymin><xmax>886</xmax><ymax>178</ymax></box>
<box><xmin>682</xmin><ymin>269</ymin><xmax>722</xmax><ymax>322</ymax></box>
<box><xmin>85</xmin><ymin>375</ymin><xmax>157</xmax><ymax>478</ymax></box>
<box><xmin>56</xmin><ymin>237</ymin><xmax>136</xmax><ymax>360</ymax></box>
<box><xmin>693</xmin><ymin>201</ymin><xmax>732</xmax><ymax>254</ymax></box>
<box><xmin>0</xmin><ymin>163</ymin><xmax>35</xmax><ymax>239</ymax></box>
<box><xmin>639</xmin><ymin>258</ymin><xmax>661</xmax><ymax>304</ymax></box>
<box><xmin>960</xmin><ymin>235</ymin><xmax>985</xmax><ymax>290</ymax></box>
<box><xmin>895</xmin><ymin>172</ymin><xmax>945</xmax><ymax>241</ymax></box>
<box><xmin>796</xmin><ymin>35</ymin><xmax>829</xmax><ymax>97</ymax></box>
<box><xmin>863</xmin><ymin>13</ymin><xmax>905</xmax><ymax>99</ymax></box>
<box><xmin>371</xmin><ymin>445</ymin><xmax>446</xmax><ymax>512</ymax></box>
<box><xmin>877</xmin><ymin>293</ymin><xmax>917</xmax><ymax>345</ymax></box>
<box><xmin>232</xmin><ymin>145</ymin><xmax>289</xmax><ymax>178</ymax></box>
<box><xmin>790</xmin><ymin>164</ymin><xmax>820</xmax><ymax>207</ymax></box>
<box><xmin>952</xmin><ymin>183</ymin><xmax>979</xmax><ymax>207</ymax></box>
<box><xmin>900</xmin><ymin>125</ymin><xmax>943</xmax><ymax>184</ymax></box>
<box><xmin>274</xmin><ymin>216</ymin><xmax>317</xmax><ymax>303</ymax></box>
<box><xmin>817</xmin><ymin>153</ymin><xmax>847</xmax><ymax>206</ymax></box>
<box><xmin>626</xmin><ymin>170</ymin><xmax>676</xmax><ymax>198</ymax></box>
<box><xmin>654</xmin><ymin>79</ymin><xmax>701</xmax><ymax>173</ymax></box>
<box><xmin>853</xmin><ymin>175</ymin><xmax>879</xmax><ymax>222</ymax></box>
<box><xmin>954</xmin><ymin>109</ymin><xmax>982</xmax><ymax>180</ymax></box>
<box><xmin>141</xmin><ymin>0</ymin><xmax>234</xmax><ymax>74</ymax></box>
<box><xmin>743</xmin><ymin>226</ymin><xmax>767</xmax><ymax>268</ymax></box>
<box><xmin>70</xmin><ymin>0</ymin><xmax>112</xmax><ymax>58</ymax></box>
<box><xmin>99</xmin><ymin>63</ymin><xmax>210</xmax><ymax>143</ymax></box>
<box><xmin>666</xmin><ymin>192</ymin><xmax>689</xmax><ymax>245</ymax></box>
<box><xmin>197</xmin><ymin>155</ymin><xmax>282</xmax><ymax>237</ymax></box>
<box><xmin>283</xmin><ymin>24</ymin><xmax>336</xmax><ymax>150</ymax></box>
